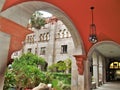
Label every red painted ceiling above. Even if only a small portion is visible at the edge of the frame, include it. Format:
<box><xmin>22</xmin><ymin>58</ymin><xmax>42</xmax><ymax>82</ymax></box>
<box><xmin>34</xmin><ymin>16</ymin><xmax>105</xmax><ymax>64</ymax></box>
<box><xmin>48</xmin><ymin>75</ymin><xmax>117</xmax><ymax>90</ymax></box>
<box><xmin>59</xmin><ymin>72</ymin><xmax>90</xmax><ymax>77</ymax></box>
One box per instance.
<box><xmin>1</xmin><ymin>0</ymin><xmax>120</xmax><ymax>55</ymax></box>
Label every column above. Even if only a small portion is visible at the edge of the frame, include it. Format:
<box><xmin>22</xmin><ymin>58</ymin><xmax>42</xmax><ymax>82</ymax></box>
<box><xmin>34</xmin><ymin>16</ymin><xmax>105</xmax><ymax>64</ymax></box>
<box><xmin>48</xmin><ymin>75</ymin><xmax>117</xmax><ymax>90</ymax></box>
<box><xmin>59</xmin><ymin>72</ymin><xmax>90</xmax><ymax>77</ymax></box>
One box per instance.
<box><xmin>92</xmin><ymin>52</ymin><xmax>99</xmax><ymax>87</ymax></box>
<box><xmin>103</xmin><ymin>57</ymin><xmax>106</xmax><ymax>83</ymax></box>
<box><xmin>84</xmin><ymin>59</ymin><xmax>91</xmax><ymax>90</ymax></box>
<box><xmin>0</xmin><ymin>31</ymin><xmax>11</xmax><ymax>89</ymax></box>
<box><xmin>0</xmin><ymin>0</ymin><xmax>6</xmax><ymax>11</ymax></box>
<box><xmin>71</xmin><ymin>57</ymin><xmax>78</xmax><ymax>90</ymax></box>
<box><xmin>47</xmin><ymin>22</ymin><xmax>57</xmax><ymax>65</ymax></box>
<box><xmin>74</xmin><ymin>55</ymin><xmax>86</xmax><ymax>90</ymax></box>
<box><xmin>98</xmin><ymin>56</ymin><xmax>103</xmax><ymax>86</ymax></box>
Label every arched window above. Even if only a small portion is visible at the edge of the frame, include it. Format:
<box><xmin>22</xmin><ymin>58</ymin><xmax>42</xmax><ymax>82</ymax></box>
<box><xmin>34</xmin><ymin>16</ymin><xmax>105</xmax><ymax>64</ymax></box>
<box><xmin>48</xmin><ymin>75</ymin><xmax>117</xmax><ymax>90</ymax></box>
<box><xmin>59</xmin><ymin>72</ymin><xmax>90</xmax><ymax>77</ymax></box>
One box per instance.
<box><xmin>35</xmin><ymin>47</ymin><xmax>37</xmax><ymax>54</ymax></box>
<box><xmin>39</xmin><ymin>34</ymin><xmax>43</xmax><ymax>41</ymax></box>
<box><xmin>43</xmin><ymin>33</ymin><xmax>46</xmax><ymax>41</ymax></box>
<box><xmin>46</xmin><ymin>32</ymin><xmax>50</xmax><ymax>40</ymax></box>
<box><xmin>30</xmin><ymin>36</ymin><xmax>32</xmax><ymax>43</ymax></box>
<box><xmin>63</xmin><ymin>29</ymin><xmax>67</xmax><ymax>38</ymax></box>
<box><xmin>59</xmin><ymin>30</ymin><xmax>63</xmax><ymax>38</ymax></box>
<box><xmin>26</xmin><ymin>36</ymin><xmax>29</xmax><ymax>43</ymax></box>
<box><xmin>31</xmin><ymin>35</ymin><xmax>34</xmax><ymax>43</ymax></box>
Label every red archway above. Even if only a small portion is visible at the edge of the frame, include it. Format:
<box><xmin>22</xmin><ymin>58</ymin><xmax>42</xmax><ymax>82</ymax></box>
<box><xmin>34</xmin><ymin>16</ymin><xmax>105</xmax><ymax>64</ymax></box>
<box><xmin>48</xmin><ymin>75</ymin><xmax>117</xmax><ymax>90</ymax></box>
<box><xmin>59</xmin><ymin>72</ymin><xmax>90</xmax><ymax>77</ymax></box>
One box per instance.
<box><xmin>2</xmin><ymin>0</ymin><xmax>120</xmax><ymax>54</ymax></box>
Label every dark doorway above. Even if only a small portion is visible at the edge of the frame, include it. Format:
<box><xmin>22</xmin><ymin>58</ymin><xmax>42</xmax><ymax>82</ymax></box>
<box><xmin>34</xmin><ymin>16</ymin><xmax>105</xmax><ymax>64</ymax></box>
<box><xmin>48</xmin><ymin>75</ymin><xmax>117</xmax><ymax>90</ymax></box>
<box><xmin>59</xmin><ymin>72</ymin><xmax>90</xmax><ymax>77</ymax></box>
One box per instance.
<box><xmin>106</xmin><ymin>59</ymin><xmax>120</xmax><ymax>82</ymax></box>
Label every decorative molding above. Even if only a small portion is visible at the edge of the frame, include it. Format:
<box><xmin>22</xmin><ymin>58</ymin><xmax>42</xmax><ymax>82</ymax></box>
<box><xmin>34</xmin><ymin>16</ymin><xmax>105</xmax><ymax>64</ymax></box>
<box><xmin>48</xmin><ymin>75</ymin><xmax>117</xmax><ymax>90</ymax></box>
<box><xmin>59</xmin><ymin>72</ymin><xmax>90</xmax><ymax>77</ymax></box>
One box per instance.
<box><xmin>74</xmin><ymin>55</ymin><xmax>86</xmax><ymax>75</ymax></box>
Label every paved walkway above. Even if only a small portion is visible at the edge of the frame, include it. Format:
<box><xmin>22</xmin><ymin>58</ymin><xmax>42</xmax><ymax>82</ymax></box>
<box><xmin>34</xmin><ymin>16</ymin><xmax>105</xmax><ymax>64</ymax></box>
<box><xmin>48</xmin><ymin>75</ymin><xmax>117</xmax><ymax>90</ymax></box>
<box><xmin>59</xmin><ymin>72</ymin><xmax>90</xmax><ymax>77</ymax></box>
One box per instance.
<box><xmin>93</xmin><ymin>81</ymin><xmax>120</xmax><ymax>90</ymax></box>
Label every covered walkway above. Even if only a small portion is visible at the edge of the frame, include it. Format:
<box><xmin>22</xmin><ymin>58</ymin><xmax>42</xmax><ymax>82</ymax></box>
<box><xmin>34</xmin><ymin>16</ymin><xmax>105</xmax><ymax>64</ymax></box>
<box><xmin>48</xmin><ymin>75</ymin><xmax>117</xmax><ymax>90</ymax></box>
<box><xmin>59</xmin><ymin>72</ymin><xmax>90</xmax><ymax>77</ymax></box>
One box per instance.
<box><xmin>93</xmin><ymin>81</ymin><xmax>120</xmax><ymax>90</ymax></box>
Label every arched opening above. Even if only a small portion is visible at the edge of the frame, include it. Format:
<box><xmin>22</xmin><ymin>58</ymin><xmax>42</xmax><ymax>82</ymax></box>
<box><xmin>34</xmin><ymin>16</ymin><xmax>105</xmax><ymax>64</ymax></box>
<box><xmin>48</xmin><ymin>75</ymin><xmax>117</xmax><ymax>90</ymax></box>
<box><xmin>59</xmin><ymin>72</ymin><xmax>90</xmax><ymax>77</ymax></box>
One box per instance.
<box><xmin>1</xmin><ymin>1</ymin><xmax>84</xmax><ymax>51</ymax></box>
<box><xmin>107</xmin><ymin>61</ymin><xmax>120</xmax><ymax>81</ymax></box>
<box><xmin>87</xmin><ymin>41</ymin><xmax>120</xmax><ymax>89</ymax></box>
<box><xmin>1</xmin><ymin>1</ymin><xmax>85</xmax><ymax>90</ymax></box>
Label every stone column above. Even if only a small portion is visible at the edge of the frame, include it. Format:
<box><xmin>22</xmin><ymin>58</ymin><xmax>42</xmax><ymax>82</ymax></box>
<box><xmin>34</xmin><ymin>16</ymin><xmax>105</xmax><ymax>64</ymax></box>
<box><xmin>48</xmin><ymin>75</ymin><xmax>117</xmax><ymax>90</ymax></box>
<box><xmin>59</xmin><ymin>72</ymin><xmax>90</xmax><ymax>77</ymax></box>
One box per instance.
<box><xmin>92</xmin><ymin>53</ymin><xmax>99</xmax><ymax>87</ymax></box>
<box><xmin>84</xmin><ymin>58</ymin><xmax>92</xmax><ymax>90</ymax></box>
<box><xmin>98</xmin><ymin>56</ymin><xmax>103</xmax><ymax>85</ymax></box>
<box><xmin>71</xmin><ymin>57</ymin><xmax>78</xmax><ymax>90</ymax></box>
<box><xmin>103</xmin><ymin>57</ymin><xmax>106</xmax><ymax>84</ymax></box>
<box><xmin>0</xmin><ymin>0</ymin><xmax>6</xmax><ymax>11</ymax></box>
<box><xmin>74</xmin><ymin>55</ymin><xmax>86</xmax><ymax>90</ymax></box>
<box><xmin>0</xmin><ymin>31</ymin><xmax>11</xmax><ymax>89</ymax></box>
<box><xmin>47</xmin><ymin>22</ymin><xmax>57</xmax><ymax>66</ymax></box>
<box><xmin>0</xmin><ymin>74</ymin><xmax>5</xmax><ymax>90</ymax></box>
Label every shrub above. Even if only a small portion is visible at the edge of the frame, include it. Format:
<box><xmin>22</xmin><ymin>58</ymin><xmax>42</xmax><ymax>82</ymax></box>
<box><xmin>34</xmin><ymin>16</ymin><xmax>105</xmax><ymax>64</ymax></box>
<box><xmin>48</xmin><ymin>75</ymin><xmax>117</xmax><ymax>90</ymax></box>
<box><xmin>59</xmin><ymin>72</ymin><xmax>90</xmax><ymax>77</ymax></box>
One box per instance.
<box><xmin>4</xmin><ymin>53</ymin><xmax>46</xmax><ymax>89</ymax></box>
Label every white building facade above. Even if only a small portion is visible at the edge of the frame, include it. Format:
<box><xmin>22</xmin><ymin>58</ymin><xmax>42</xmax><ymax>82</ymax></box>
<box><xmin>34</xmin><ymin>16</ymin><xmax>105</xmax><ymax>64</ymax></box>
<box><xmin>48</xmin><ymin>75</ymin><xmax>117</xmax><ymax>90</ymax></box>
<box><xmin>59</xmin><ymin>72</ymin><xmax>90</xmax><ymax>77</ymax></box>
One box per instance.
<box><xmin>12</xmin><ymin>17</ymin><xmax>75</xmax><ymax>66</ymax></box>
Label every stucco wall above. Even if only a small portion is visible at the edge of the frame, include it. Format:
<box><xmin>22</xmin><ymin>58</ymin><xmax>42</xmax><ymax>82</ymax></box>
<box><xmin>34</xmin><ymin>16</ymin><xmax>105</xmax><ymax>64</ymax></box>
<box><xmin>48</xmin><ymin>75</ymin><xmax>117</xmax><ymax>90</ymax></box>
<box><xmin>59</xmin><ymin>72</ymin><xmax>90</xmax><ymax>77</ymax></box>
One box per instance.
<box><xmin>0</xmin><ymin>31</ymin><xmax>11</xmax><ymax>90</ymax></box>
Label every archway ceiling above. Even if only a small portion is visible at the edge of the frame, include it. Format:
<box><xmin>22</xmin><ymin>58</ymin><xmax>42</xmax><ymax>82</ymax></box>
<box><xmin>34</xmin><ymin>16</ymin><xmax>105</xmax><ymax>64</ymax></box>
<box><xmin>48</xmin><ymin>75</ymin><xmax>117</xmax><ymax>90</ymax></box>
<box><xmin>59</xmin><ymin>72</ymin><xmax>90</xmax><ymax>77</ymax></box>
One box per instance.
<box><xmin>95</xmin><ymin>43</ymin><xmax>120</xmax><ymax>58</ymax></box>
<box><xmin>1</xmin><ymin>0</ymin><xmax>120</xmax><ymax>58</ymax></box>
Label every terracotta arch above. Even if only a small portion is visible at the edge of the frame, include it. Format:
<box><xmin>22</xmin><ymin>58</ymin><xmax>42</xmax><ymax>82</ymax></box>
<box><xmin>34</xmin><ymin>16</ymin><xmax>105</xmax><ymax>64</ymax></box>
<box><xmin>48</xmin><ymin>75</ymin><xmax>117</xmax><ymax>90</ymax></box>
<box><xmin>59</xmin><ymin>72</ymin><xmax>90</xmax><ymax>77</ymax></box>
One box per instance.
<box><xmin>88</xmin><ymin>41</ymin><xmax>120</xmax><ymax>57</ymax></box>
<box><xmin>1</xmin><ymin>1</ymin><xmax>87</xmax><ymax>89</ymax></box>
<box><xmin>1</xmin><ymin>1</ymin><xmax>85</xmax><ymax>55</ymax></box>
<box><xmin>86</xmin><ymin>40</ymin><xmax>120</xmax><ymax>89</ymax></box>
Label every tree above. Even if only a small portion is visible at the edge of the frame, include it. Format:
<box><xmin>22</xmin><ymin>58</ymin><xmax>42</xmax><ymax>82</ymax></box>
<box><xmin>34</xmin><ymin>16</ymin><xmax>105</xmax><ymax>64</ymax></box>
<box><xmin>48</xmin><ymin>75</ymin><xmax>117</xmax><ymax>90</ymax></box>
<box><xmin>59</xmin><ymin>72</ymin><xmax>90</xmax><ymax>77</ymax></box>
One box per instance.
<box><xmin>4</xmin><ymin>53</ymin><xmax>46</xmax><ymax>89</ymax></box>
<box><xmin>48</xmin><ymin>59</ymin><xmax>72</xmax><ymax>73</ymax></box>
<box><xmin>64</xmin><ymin>58</ymin><xmax>72</xmax><ymax>73</ymax></box>
<box><xmin>30</xmin><ymin>11</ymin><xmax>46</xmax><ymax>29</ymax></box>
<box><xmin>56</xmin><ymin>61</ymin><xmax>67</xmax><ymax>73</ymax></box>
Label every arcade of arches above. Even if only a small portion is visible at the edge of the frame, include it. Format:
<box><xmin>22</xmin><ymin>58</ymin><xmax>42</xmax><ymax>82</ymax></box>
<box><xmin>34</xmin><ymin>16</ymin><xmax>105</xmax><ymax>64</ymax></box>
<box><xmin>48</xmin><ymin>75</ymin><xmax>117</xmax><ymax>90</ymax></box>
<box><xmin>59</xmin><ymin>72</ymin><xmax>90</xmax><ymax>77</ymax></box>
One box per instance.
<box><xmin>0</xmin><ymin>0</ymin><xmax>120</xmax><ymax>90</ymax></box>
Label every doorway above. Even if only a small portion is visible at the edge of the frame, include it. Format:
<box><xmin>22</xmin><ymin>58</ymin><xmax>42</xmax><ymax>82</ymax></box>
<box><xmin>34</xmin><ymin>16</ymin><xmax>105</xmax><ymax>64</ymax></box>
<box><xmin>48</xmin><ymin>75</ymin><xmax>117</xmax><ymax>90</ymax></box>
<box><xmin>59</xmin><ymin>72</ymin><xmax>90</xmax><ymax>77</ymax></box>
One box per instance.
<box><xmin>88</xmin><ymin>41</ymin><xmax>120</xmax><ymax>89</ymax></box>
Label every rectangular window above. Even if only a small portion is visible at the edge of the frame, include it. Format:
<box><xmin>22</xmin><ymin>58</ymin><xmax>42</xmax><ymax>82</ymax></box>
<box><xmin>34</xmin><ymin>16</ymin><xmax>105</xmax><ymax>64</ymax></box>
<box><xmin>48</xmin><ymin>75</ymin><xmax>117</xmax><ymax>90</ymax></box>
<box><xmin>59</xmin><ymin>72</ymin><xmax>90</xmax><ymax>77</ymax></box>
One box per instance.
<box><xmin>35</xmin><ymin>48</ymin><xmax>37</xmax><ymax>54</ymax></box>
<box><xmin>40</xmin><ymin>47</ymin><xmax>46</xmax><ymax>55</ymax></box>
<box><xmin>61</xmin><ymin>45</ymin><xmax>67</xmax><ymax>54</ymax></box>
<box><xmin>27</xmin><ymin>48</ymin><xmax>32</xmax><ymax>53</ymax></box>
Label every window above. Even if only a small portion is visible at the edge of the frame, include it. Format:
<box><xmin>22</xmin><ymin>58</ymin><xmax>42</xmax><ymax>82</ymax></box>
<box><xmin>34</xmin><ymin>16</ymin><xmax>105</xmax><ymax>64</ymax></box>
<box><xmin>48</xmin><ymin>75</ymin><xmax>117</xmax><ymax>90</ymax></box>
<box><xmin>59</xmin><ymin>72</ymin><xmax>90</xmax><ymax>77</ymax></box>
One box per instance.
<box><xmin>63</xmin><ymin>29</ymin><xmax>67</xmax><ymax>38</ymax></box>
<box><xmin>43</xmin><ymin>33</ymin><xmax>46</xmax><ymax>41</ymax></box>
<box><xmin>61</xmin><ymin>45</ymin><xmax>67</xmax><ymax>54</ymax></box>
<box><xmin>39</xmin><ymin>34</ymin><xmax>43</xmax><ymax>41</ymax></box>
<box><xmin>59</xmin><ymin>30</ymin><xmax>63</xmax><ymax>38</ymax></box>
<box><xmin>46</xmin><ymin>32</ymin><xmax>50</xmax><ymax>40</ymax></box>
<box><xmin>26</xmin><ymin>36</ymin><xmax>29</xmax><ymax>43</ymax></box>
<box><xmin>40</xmin><ymin>47</ymin><xmax>46</xmax><ymax>55</ymax></box>
<box><xmin>30</xmin><ymin>36</ymin><xmax>32</xmax><ymax>43</ymax></box>
<box><xmin>31</xmin><ymin>35</ymin><xmax>35</xmax><ymax>43</ymax></box>
<box><xmin>27</xmin><ymin>48</ymin><xmax>32</xmax><ymax>53</ymax></box>
<box><xmin>39</xmin><ymin>32</ymin><xmax>50</xmax><ymax>42</ymax></box>
<box><xmin>35</xmin><ymin>48</ymin><xmax>37</xmax><ymax>54</ymax></box>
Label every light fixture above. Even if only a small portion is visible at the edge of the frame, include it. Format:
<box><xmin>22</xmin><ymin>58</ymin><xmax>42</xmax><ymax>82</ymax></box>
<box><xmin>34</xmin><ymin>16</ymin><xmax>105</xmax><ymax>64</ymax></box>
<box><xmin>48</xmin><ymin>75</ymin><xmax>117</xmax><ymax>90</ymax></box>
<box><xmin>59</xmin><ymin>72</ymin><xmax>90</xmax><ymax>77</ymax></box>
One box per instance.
<box><xmin>89</xmin><ymin>6</ymin><xmax>98</xmax><ymax>44</ymax></box>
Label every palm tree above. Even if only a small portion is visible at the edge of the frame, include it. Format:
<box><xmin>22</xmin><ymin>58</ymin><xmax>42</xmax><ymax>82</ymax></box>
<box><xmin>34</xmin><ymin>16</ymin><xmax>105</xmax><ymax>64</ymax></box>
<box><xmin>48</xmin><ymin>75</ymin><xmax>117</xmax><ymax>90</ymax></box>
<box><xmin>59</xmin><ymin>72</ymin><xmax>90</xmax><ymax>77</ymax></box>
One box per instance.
<box><xmin>30</xmin><ymin>11</ymin><xmax>46</xmax><ymax>29</ymax></box>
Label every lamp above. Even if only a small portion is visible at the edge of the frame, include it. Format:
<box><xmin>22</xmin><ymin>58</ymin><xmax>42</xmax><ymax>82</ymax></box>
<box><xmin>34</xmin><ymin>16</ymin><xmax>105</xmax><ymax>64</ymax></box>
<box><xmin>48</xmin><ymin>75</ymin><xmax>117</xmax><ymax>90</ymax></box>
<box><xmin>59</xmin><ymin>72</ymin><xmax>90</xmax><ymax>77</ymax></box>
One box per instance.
<box><xmin>89</xmin><ymin>6</ymin><xmax>97</xmax><ymax>43</ymax></box>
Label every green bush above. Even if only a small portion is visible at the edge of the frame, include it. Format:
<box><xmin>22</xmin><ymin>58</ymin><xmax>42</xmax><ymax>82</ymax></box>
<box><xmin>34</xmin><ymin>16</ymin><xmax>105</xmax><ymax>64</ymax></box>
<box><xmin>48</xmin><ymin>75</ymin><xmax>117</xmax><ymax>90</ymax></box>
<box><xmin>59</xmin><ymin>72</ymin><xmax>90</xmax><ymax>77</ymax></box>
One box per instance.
<box><xmin>61</xmin><ymin>84</ymin><xmax>71</xmax><ymax>90</ymax></box>
<box><xmin>4</xmin><ymin>53</ymin><xmax>46</xmax><ymax>89</ymax></box>
<box><xmin>48</xmin><ymin>58</ymin><xmax>71</xmax><ymax>73</ymax></box>
<box><xmin>53</xmin><ymin>73</ymin><xmax>71</xmax><ymax>84</ymax></box>
<box><xmin>4</xmin><ymin>54</ymin><xmax>71</xmax><ymax>90</ymax></box>
<box><xmin>3</xmin><ymin>69</ymin><xmax>16</xmax><ymax>90</ymax></box>
<box><xmin>47</xmin><ymin>59</ymin><xmax>71</xmax><ymax>89</ymax></box>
